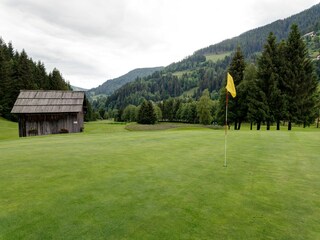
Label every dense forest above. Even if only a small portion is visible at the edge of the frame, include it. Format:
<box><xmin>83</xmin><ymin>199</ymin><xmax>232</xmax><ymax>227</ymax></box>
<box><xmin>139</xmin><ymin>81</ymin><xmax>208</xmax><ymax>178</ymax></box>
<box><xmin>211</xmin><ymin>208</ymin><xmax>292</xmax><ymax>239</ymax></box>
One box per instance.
<box><xmin>109</xmin><ymin>25</ymin><xmax>320</xmax><ymax>130</ymax></box>
<box><xmin>88</xmin><ymin>67</ymin><xmax>164</xmax><ymax>96</ymax></box>
<box><xmin>1</xmin><ymin>4</ymin><xmax>320</xmax><ymax>127</ymax></box>
<box><xmin>195</xmin><ymin>2</ymin><xmax>320</xmax><ymax>57</ymax></box>
<box><xmin>102</xmin><ymin>3</ymin><xmax>320</xmax><ymax>115</ymax></box>
<box><xmin>104</xmin><ymin>57</ymin><xmax>230</xmax><ymax>110</ymax></box>
<box><xmin>0</xmin><ymin>38</ymin><xmax>72</xmax><ymax>120</ymax></box>
<box><xmin>102</xmin><ymin>22</ymin><xmax>320</xmax><ymax>129</ymax></box>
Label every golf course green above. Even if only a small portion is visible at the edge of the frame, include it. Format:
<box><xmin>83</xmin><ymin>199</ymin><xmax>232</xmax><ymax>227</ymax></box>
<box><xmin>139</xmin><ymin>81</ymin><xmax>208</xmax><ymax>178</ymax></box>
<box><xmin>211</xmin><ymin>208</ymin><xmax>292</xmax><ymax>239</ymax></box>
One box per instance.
<box><xmin>0</xmin><ymin>118</ymin><xmax>319</xmax><ymax>239</ymax></box>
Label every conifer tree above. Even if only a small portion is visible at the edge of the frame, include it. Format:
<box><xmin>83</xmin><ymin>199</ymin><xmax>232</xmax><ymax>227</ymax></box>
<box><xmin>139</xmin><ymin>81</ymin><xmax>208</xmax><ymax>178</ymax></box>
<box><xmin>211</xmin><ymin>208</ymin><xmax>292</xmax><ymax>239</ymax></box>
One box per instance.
<box><xmin>0</xmin><ymin>39</ymin><xmax>72</xmax><ymax>120</ymax></box>
<box><xmin>245</xmin><ymin>64</ymin><xmax>268</xmax><ymax>130</ymax></box>
<box><xmin>227</xmin><ymin>47</ymin><xmax>246</xmax><ymax>130</ymax></box>
<box><xmin>12</xmin><ymin>50</ymin><xmax>36</xmax><ymax>90</ymax></box>
<box><xmin>137</xmin><ymin>100</ymin><xmax>157</xmax><ymax>124</ymax></box>
<box><xmin>0</xmin><ymin>48</ymin><xmax>12</xmax><ymax>117</ymax></box>
<box><xmin>34</xmin><ymin>61</ymin><xmax>49</xmax><ymax>89</ymax></box>
<box><xmin>256</xmin><ymin>32</ymin><xmax>284</xmax><ymax>130</ymax></box>
<box><xmin>48</xmin><ymin>68</ymin><xmax>69</xmax><ymax>90</ymax></box>
<box><xmin>284</xmin><ymin>24</ymin><xmax>318</xmax><ymax>129</ymax></box>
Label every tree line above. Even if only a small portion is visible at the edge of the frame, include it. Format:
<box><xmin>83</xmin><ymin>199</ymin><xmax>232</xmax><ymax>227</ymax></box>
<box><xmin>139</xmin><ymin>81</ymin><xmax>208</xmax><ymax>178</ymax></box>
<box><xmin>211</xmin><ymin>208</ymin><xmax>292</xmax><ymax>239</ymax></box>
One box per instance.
<box><xmin>113</xmin><ymin>90</ymin><xmax>216</xmax><ymax>125</ymax></box>
<box><xmin>0</xmin><ymin>38</ymin><xmax>72</xmax><ymax>120</ymax></box>
<box><xmin>110</xmin><ymin>24</ymin><xmax>319</xmax><ymax>130</ymax></box>
<box><xmin>104</xmin><ymin>56</ymin><xmax>230</xmax><ymax>111</ymax></box>
<box><xmin>216</xmin><ymin>24</ymin><xmax>319</xmax><ymax>130</ymax></box>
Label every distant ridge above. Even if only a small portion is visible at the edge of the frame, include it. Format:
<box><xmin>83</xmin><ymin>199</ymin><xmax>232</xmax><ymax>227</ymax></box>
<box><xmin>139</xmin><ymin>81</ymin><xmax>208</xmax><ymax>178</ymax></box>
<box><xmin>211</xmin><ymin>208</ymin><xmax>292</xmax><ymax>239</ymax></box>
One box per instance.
<box><xmin>103</xmin><ymin>3</ymin><xmax>320</xmax><ymax>110</ymax></box>
<box><xmin>71</xmin><ymin>86</ymin><xmax>88</xmax><ymax>91</ymax></box>
<box><xmin>88</xmin><ymin>67</ymin><xmax>164</xmax><ymax>96</ymax></box>
<box><xmin>195</xmin><ymin>3</ymin><xmax>320</xmax><ymax>57</ymax></box>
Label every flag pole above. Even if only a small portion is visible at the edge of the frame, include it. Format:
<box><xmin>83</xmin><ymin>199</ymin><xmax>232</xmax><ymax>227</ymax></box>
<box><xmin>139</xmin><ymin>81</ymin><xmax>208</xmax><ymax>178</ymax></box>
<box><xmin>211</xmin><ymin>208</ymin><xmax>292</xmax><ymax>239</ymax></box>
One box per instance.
<box><xmin>225</xmin><ymin>72</ymin><xmax>236</xmax><ymax>167</ymax></box>
<box><xmin>224</xmin><ymin>90</ymin><xmax>228</xmax><ymax>167</ymax></box>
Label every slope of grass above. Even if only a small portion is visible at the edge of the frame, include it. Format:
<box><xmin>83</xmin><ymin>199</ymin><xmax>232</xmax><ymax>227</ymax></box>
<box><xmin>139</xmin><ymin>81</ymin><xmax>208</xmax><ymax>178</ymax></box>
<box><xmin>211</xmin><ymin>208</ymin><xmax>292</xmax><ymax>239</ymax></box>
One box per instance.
<box><xmin>205</xmin><ymin>52</ymin><xmax>232</xmax><ymax>62</ymax></box>
<box><xmin>0</xmin><ymin>117</ymin><xmax>18</xmax><ymax>141</ymax></box>
<box><xmin>172</xmin><ymin>70</ymin><xmax>192</xmax><ymax>78</ymax></box>
<box><xmin>0</xmin><ymin>120</ymin><xmax>319</xmax><ymax>239</ymax></box>
<box><xmin>180</xmin><ymin>86</ymin><xmax>198</xmax><ymax>98</ymax></box>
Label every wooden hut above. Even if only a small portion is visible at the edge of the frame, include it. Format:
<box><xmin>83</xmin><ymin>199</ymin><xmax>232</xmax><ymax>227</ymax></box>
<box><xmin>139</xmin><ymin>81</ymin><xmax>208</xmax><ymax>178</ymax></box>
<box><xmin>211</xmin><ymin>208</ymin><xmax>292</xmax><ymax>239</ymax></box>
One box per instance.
<box><xmin>11</xmin><ymin>90</ymin><xmax>85</xmax><ymax>137</ymax></box>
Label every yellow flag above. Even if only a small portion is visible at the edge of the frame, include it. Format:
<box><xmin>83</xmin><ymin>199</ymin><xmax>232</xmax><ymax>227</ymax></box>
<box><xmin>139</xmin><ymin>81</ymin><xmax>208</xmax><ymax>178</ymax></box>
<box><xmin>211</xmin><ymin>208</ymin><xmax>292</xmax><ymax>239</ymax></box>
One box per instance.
<box><xmin>226</xmin><ymin>72</ymin><xmax>236</xmax><ymax>98</ymax></box>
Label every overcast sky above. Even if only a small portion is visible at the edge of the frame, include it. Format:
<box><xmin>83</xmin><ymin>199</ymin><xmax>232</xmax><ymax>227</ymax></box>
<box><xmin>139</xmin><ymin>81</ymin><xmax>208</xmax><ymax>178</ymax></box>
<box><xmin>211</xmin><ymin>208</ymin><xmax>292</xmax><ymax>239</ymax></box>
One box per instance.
<box><xmin>0</xmin><ymin>0</ymin><xmax>319</xmax><ymax>89</ymax></box>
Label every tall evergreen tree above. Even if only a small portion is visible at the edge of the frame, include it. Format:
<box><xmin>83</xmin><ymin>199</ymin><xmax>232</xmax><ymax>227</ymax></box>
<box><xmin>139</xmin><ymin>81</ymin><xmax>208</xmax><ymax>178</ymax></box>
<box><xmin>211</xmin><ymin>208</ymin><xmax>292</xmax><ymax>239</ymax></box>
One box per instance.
<box><xmin>137</xmin><ymin>100</ymin><xmax>157</xmax><ymax>124</ymax></box>
<box><xmin>48</xmin><ymin>68</ymin><xmax>69</xmax><ymax>90</ymax></box>
<box><xmin>284</xmin><ymin>24</ymin><xmax>318</xmax><ymax>129</ymax></box>
<box><xmin>245</xmin><ymin>64</ymin><xmax>268</xmax><ymax>130</ymax></box>
<box><xmin>0</xmin><ymin>38</ymin><xmax>74</xmax><ymax>120</ymax></box>
<box><xmin>227</xmin><ymin>47</ymin><xmax>246</xmax><ymax>130</ymax></box>
<box><xmin>0</xmin><ymin>48</ymin><xmax>12</xmax><ymax>117</ymax></box>
<box><xmin>84</xmin><ymin>96</ymin><xmax>95</xmax><ymax>122</ymax></box>
<box><xmin>256</xmin><ymin>32</ymin><xmax>284</xmax><ymax>130</ymax></box>
<box><xmin>34</xmin><ymin>61</ymin><xmax>49</xmax><ymax>89</ymax></box>
<box><xmin>12</xmin><ymin>50</ymin><xmax>36</xmax><ymax>90</ymax></box>
<box><xmin>273</xmin><ymin>40</ymin><xmax>288</xmax><ymax>130</ymax></box>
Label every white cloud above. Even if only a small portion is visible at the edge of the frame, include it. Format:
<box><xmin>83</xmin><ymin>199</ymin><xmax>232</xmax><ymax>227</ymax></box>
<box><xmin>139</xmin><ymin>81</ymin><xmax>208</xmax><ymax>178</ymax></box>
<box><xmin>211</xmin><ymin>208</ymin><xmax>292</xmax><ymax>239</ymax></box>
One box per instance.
<box><xmin>0</xmin><ymin>0</ymin><xmax>319</xmax><ymax>89</ymax></box>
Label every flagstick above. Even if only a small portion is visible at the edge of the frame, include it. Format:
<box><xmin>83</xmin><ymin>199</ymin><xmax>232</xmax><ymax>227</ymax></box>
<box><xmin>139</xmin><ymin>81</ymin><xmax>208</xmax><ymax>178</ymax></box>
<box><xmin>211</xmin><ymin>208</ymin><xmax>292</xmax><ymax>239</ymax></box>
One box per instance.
<box><xmin>224</xmin><ymin>91</ymin><xmax>228</xmax><ymax>167</ymax></box>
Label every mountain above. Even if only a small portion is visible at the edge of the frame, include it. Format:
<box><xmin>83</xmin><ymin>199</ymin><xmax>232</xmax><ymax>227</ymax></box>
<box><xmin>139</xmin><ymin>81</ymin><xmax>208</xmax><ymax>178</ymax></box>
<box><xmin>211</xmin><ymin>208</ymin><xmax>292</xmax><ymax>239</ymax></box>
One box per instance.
<box><xmin>87</xmin><ymin>67</ymin><xmax>164</xmax><ymax>96</ymax></box>
<box><xmin>104</xmin><ymin>3</ymin><xmax>320</xmax><ymax>111</ymax></box>
<box><xmin>71</xmin><ymin>85</ymin><xmax>88</xmax><ymax>91</ymax></box>
<box><xmin>195</xmin><ymin>3</ymin><xmax>320</xmax><ymax>57</ymax></box>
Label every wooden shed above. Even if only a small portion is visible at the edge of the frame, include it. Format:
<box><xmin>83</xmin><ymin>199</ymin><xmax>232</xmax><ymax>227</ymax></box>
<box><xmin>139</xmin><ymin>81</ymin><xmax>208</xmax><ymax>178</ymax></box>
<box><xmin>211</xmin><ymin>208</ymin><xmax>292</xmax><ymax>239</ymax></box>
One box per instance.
<box><xmin>11</xmin><ymin>90</ymin><xmax>85</xmax><ymax>137</ymax></box>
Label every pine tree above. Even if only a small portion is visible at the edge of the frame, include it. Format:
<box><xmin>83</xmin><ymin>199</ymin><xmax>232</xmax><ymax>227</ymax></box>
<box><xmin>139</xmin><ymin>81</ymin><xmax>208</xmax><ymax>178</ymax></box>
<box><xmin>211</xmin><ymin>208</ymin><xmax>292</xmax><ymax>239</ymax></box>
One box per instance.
<box><xmin>12</xmin><ymin>50</ymin><xmax>36</xmax><ymax>90</ymax></box>
<box><xmin>137</xmin><ymin>100</ymin><xmax>157</xmax><ymax>124</ymax></box>
<box><xmin>0</xmin><ymin>39</ymin><xmax>72</xmax><ymax>120</ymax></box>
<box><xmin>245</xmin><ymin>64</ymin><xmax>268</xmax><ymax>130</ymax></box>
<box><xmin>274</xmin><ymin>40</ymin><xmax>288</xmax><ymax>130</ymax></box>
<box><xmin>48</xmin><ymin>68</ymin><xmax>69</xmax><ymax>90</ymax></box>
<box><xmin>0</xmin><ymin>48</ymin><xmax>12</xmax><ymax>117</ymax></box>
<box><xmin>84</xmin><ymin>96</ymin><xmax>95</xmax><ymax>122</ymax></box>
<box><xmin>34</xmin><ymin>61</ymin><xmax>49</xmax><ymax>89</ymax></box>
<box><xmin>256</xmin><ymin>32</ymin><xmax>284</xmax><ymax>130</ymax></box>
<box><xmin>284</xmin><ymin>24</ymin><xmax>318</xmax><ymax>130</ymax></box>
<box><xmin>227</xmin><ymin>47</ymin><xmax>246</xmax><ymax>130</ymax></box>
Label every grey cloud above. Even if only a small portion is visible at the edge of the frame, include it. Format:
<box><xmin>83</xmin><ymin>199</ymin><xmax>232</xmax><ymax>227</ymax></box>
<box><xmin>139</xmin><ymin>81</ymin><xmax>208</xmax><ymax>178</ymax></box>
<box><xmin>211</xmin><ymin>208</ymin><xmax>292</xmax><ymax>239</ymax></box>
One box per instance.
<box><xmin>1</xmin><ymin>0</ymin><xmax>319</xmax><ymax>89</ymax></box>
<box><xmin>4</xmin><ymin>0</ymin><xmax>128</xmax><ymax>39</ymax></box>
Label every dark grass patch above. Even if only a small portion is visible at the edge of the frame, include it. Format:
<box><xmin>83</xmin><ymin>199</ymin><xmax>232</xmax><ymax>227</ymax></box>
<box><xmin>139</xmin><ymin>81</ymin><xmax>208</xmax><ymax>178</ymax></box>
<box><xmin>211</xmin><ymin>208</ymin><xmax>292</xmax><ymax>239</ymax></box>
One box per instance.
<box><xmin>125</xmin><ymin>122</ymin><xmax>210</xmax><ymax>131</ymax></box>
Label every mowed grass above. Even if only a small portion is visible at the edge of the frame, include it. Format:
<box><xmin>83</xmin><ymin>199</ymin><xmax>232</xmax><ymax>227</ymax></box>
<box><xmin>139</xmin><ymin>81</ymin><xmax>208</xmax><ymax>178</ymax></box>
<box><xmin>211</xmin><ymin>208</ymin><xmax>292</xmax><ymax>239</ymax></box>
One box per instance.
<box><xmin>205</xmin><ymin>52</ymin><xmax>232</xmax><ymax>62</ymax></box>
<box><xmin>0</xmin><ymin>120</ymin><xmax>319</xmax><ymax>239</ymax></box>
<box><xmin>0</xmin><ymin>117</ymin><xmax>19</xmax><ymax>141</ymax></box>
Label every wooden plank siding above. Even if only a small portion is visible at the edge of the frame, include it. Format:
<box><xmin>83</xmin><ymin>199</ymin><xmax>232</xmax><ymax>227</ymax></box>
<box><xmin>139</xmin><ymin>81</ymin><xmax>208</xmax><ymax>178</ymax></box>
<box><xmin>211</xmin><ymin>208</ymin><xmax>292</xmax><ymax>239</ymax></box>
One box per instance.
<box><xmin>11</xmin><ymin>90</ymin><xmax>85</xmax><ymax>137</ymax></box>
<box><xmin>20</xmin><ymin>113</ymin><xmax>84</xmax><ymax>137</ymax></box>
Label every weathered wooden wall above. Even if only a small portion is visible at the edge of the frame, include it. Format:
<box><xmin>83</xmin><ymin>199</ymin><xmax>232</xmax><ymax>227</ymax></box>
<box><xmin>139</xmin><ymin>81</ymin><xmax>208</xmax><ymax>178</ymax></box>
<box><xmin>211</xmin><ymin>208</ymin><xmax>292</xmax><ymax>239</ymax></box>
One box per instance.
<box><xmin>18</xmin><ymin>113</ymin><xmax>84</xmax><ymax>137</ymax></box>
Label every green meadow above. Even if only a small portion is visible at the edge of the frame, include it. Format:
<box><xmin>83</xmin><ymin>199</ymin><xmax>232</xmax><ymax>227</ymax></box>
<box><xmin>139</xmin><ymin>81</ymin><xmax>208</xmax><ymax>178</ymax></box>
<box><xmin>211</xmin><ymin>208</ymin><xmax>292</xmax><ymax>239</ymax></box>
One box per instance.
<box><xmin>0</xmin><ymin>118</ymin><xmax>319</xmax><ymax>239</ymax></box>
<box><xmin>205</xmin><ymin>52</ymin><xmax>232</xmax><ymax>62</ymax></box>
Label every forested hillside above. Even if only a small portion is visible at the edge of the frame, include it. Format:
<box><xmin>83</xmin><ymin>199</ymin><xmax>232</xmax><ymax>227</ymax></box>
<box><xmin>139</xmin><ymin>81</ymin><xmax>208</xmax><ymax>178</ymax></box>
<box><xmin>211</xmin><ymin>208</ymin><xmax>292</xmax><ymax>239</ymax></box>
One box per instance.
<box><xmin>105</xmin><ymin>56</ymin><xmax>229</xmax><ymax>110</ymax></box>
<box><xmin>87</xmin><ymin>67</ymin><xmax>164</xmax><ymax>96</ymax></box>
<box><xmin>195</xmin><ymin>2</ymin><xmax>320</xmax><ymax>57</ymax></box>
<box><xmin>103</xmin><ymin>3</ymin><xmax>320</xmax><ymax>113</ymax></box>
<box><xmin>0</xmin><ymin>38</ymin><xmax>71</xmax><ymax>120</ymax></box>
<box><xmin>102</xmin><ymin>4</ymin><xmax>320</xmax><ymax>129</ymax></box>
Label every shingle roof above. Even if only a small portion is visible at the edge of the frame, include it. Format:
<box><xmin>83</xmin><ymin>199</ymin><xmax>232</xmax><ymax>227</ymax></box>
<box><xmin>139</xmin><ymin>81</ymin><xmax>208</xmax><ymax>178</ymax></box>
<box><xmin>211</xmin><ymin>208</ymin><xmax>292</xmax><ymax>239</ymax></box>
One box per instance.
<box><xmin>11</xmin><ymin>90</ymin><xmax>85</xmax><ymax>113</ymax></box>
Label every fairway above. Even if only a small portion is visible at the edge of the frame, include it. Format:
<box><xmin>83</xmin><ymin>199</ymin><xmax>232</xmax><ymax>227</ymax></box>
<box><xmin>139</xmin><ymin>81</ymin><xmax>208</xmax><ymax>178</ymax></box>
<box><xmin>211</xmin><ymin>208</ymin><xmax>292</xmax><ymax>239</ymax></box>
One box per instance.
<box><xmin>0</xmin><ymin>120</ymin><xmax>319</xmax><ymax>239</ymax></box>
